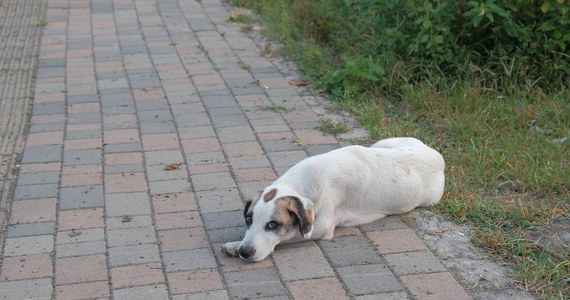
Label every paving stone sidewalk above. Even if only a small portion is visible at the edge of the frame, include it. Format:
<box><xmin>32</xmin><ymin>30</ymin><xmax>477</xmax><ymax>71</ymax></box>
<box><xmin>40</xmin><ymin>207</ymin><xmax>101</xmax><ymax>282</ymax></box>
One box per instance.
<box><xmin>0</xmin><ymin>0</ymin><xmax>476</xmax><ymax>299</ymax></box>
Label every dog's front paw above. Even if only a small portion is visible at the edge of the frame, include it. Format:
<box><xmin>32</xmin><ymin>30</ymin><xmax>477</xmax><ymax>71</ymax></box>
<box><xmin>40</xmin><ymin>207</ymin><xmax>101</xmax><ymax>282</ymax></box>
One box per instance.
<box><xmin>221</xmin><ymin>241</ymin><xmax>241</xmax><ymax>258</ymax></box>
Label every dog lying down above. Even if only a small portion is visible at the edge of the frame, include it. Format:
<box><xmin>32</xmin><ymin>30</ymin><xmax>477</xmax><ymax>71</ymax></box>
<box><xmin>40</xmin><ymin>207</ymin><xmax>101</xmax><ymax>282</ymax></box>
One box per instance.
<box><xmin>222</xmin><ymin>137</ymin><xmax>445</xmax><ymax>262</ymax></box>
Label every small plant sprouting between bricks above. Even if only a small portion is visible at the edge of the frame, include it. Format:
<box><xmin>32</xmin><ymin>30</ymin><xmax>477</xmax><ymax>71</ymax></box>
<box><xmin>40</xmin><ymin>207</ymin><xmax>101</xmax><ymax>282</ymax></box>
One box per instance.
<box><xmin>318</xmin><ymin>119</ymin><xmax>350</xmax><ymax>136</ymax></box>
<box><xmin>256</xmin><ymin>103</ymin><xmax>293</xmax><ymax>114</ymax></box>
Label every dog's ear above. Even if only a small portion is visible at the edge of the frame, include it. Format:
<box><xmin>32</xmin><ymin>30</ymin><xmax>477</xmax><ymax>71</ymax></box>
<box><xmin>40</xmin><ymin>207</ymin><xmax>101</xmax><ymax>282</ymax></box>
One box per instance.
<box><xmin>286</xmin><ymin>197</ymin><xmax>314</xmax><ymax>239</ymax></box>
<box><xmin>244</xmin><ymin>199</ymin><xmax>252</xmax><ymax>217</ymax></box>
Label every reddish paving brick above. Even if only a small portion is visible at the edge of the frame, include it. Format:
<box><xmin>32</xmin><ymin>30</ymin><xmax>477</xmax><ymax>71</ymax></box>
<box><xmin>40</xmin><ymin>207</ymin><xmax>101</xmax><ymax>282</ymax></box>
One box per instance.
<box><xmin>158</xmin><ymin>228</ymin><xmax>209</xmax><ymax>252</ymax></box>
<box><xmin>104</xmin><ymin>129</ymin><xmax>140</xmax><ymax>144</ymax></box>
<box><xmin>142</xmin><ymin>133</ymin><xmax>179</xmax><ymax>151</ymax></box>
<box><xmin>187</xmin><ymin>163</ymin><xmax>229</xmax><ymax>175</ymax></box>
<box><xmin>10</xmin><ymin>198</ymin><xmax>57</xmax><ymax>224</ymax></box>
<box><xmin>334</xmin><ymin>226</ymin><xmax>362</xmax><ymax>237</ymax></box>
<box><xmin>103</xmin><ymin>114</ymin><xmax>137</xmax><ymax>126</ymax></box>
<box><xmin>55</xmin><ymin>281</ymin><xmax>110</xmax><ymax>299</ymax></box>
<box><xmin>152</xmin><ymin>193</ymin><xmax>197</xmax><ymax>214</ymax></box>
<box><xmin>167</xmin><ymin>269</ymin><xmax>223</xmax><ymax>295</ymax></box>
<box><xmin>1</xmin><ymin>254</ymin><xmax>53</xmax><ymax>281</ymax></box>
<box><xmin>19</xmin><ymin>162</ymin><xmax>61</xmax><ymax>173</ymax></box>
<box><xmin>294</xmin><ymin>129</ymin><xmax>337</xmax><ymax>145</ymax></box>
<box><xmin>180</xmin><ymin>138</ymin><xmax>221</xmax><ymax>154</ymax></box>
<box><xmin>284</xmin><ymin>109</ymin><xmax>320</xmax><ymax>123</ymax></box>
<box><xmin>367</xmin><ymin>229</ymin><xmax>429</xmax><ymax>254</ymax></box>
<box><xmin>287</xmin><ymin>277</ymin><xmax>349</xmax><ymax>300</ymax></box>
<box><xmin>58</xmin><ymin>208</ymin><xmax>104</xmax><ymax>231</ymax></box>
<box><xmin>105</xmin><ymin>152</ymin><xmax>143</xmax><ymax>165</ymax></box>
<box><xmin>222</xmin><ymin>141</ymin><xmax>263</xmax><ymax>157</ymax></box>
<box><xmin>235</xmin><ymin>94</ymin><xmax>267</xmax><ymax>103</ymax></box>
<box><xmin>400</xmin><ymin>272</ymin><xmax>471</xmax><ymax>300</ymax></box>
<box><xmin>55</xmin><ymin>255</ymin><xmax>107</xmax><ymax>285</ymax></box>
<box><xmin>67</xmin><ymin>123</ymin><xmax>100</xmax><ymax>132</ymax></box>
<box><xmin>26</xmin><ymin>131</ymin><xmax>64</xmax><ymax>146</ymax></box>
<box><xmin>105</xmin><ymin>172</ymin><xmax>148</xmax><ymax>193</ymax></box>
<box><xmin>234</xmin><ymin>167</ymin><xmax>277</xmax><ymax>182</ymax></box>
<box><xmin>133</xmin><ymin>88</ymin><xmax>165</xmax><ymax>101</ymax></box>
<box><xmin>35</xmin><ymin>91</ymin><xmax>65</xmax><ymax>103</ymax></box>
<box><xmin>258</xmin><ymin>78</ymin><xmax>290</xmax><ymax>89</ymax></box>
<box><xmin>64</xmin><ymin>138</ymin><xmax>102</xmax><ymax>150</ymax></box>
<box><xmin>154</xmin><ymin>211</ymin><xmax>202</xmax><ymax>230</ymax></box>
<box><xmin>61</xmin><ymin>165</ymin><xmax>102</xmax><ymax>187</ymax></box>
<box><xmin>110</xmin><ymin>263</ymin><xmax>165</xmax><ymax>289</ymax></box>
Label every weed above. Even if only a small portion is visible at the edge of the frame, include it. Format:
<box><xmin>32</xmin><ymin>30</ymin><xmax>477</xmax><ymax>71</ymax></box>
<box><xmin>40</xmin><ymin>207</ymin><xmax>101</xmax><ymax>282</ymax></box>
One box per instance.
<box><xmin>260</xmin><ymin>42</ymin><xmax>273</xmax><ymax>57</ymax></box>
<box><xmin>292</xmin><ymin>137</ymin><xmax>304</xmax><ymax>146</ymax></box>
<box><xmin>238</xmin><ymin>61</ymin><xmax>250</xmax><ymax>70</ymax></box>
<box><xmin>318</xmin><ymin>119</ymin><xmax>350</xmax><ymax>136</ymax></box>
<box><xmin>36</xmin><ymin>18</ymin><xmax>48</xmax><ymax>27</ymax></box>
<box><xmin>256</xmin><ymin>103</ymin><xmax>292</xmax><ymax>114</ymax></box>
<box><xmin>228</xmin><ymin>7</ymin><xmax>254</xmax><ymax>24</ymax></box>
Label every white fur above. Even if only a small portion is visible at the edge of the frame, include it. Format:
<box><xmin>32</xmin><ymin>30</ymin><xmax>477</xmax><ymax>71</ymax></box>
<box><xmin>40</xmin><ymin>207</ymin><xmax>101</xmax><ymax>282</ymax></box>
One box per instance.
<box><xmin>222</xmin><ymin>137</ymin><xmax>445</xmax><ymax>261</ymax></box>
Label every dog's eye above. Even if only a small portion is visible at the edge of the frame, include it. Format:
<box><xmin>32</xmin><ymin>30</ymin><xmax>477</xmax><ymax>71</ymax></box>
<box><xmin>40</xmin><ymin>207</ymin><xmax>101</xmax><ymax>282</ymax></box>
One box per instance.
<box><xmin>265</xmin><ymin>221</ymin><xmax>280</xmax><ymax>230</ymax></box>
<box><xmin>245</xmin><ymin>216</ymin><xmax>252</xmax><ymax>225</ymax></box>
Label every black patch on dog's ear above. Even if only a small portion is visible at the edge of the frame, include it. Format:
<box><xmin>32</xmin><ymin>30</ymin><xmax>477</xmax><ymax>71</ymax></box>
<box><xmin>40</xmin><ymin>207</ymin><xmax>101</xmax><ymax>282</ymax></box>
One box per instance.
<box><xmin>244</xmin><ymin>199</ymin><xmax>253</xmax><ymax>216</ymax></box>
<box><xmin>287</xmin><ymin>197</ymin><xmax>313</xmax><ymax>238</ymax></box>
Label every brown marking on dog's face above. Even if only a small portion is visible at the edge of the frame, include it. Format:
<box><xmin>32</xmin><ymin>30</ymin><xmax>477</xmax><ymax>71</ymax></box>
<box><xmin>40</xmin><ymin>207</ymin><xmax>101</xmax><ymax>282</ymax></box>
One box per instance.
<box><xmin>273</xmin><ymin>196</ymin><xmax>313</xmax><ymax>236</ymax></box>
<box><xmin>263</xmin><ymin>188</ymin><xmax>277</xmax><ymax>202</ymax></box>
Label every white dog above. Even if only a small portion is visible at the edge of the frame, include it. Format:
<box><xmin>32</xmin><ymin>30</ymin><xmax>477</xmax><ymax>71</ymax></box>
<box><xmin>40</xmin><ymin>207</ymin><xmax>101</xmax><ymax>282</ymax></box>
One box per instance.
<box><xmin>222</xmin><ymin>137</ymin><xmax>445</xmax><ymax>262</ymax></box>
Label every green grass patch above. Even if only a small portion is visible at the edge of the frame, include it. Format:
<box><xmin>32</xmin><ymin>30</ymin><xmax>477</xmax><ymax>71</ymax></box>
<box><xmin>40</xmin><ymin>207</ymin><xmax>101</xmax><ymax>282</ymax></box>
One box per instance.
<box><xmin>232</xmin><ymin>0</ymin><xmax>570</xmax><ymax>298</ymax></box>
<box><xmin>318</xmin><ymin>118</ymin><xmax>350</xmax><ymax>137</ymax></box>
<box><xmin>36</xmin><ymin>18</ymin><xmax>48</xmax><ymax>27</ymax></box>
<box><xmin>256</xmin><ymin>103</ymin><xmax>293</xmax><ymax>114</ymax></box>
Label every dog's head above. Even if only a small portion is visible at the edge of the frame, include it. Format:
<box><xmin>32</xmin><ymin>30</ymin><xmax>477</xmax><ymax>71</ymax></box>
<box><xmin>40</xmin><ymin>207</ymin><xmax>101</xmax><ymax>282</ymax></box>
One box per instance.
<box><xmin>237</xmin><ymin>187</ymin><xmax>314</xmax><ymax>262</ymax></box>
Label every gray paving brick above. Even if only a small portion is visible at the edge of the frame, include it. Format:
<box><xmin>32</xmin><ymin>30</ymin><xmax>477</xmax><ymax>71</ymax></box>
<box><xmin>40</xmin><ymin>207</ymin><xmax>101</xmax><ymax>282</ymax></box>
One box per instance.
<box><xmin>202</xmin><ymin>211</ymin><xmax>244</xmax><ymax>230</ymax></box>
<box><xmin>108</xmin><ymin>243</ymin><xmax>161</xmax><ymax>267</ymax></box>
<box><xmin>162</xmin><ymin>248</ymin><xmax>217</xmax><ymax>272</ymax></box>
<box><xmin>21</xmin><ymin>145</ymin><xmax>62</xmax><ymax>163</ymax></box>
<box><xmin>16</xmin><ymin>171</ymin><xmax>60</xmax><ymax>185</ymax></box>
<box><xmin>337</xmin><ymin>264</ymin><xmax>403</xmax><ymax>295</ymax></box>
<box><xmin>63</xmin><ymin>149</ymin><xmax>102</xmax><ymax>165</ymax></box>
<box><xmin>210</xmin><ymin>114</ymin><xmax>249</xmax><ymax>128</ymax></box>
<box><xmin>319</xmin><ymin>235</ymin><xmax>382</xmax><ymax>267</ymax></box>
<box><xmin>149</xmin><ymin>179</ymin><xmax>191</xmax><ymax>195</ymax></box>
<box><xmin>172</xmin><ymin>290</ymin><xmax>229</xmax><ymax>300</ymax></box>
<box><xmin>140</xmin><ymin>121</ymin><xmax>176</xmax><ymax>134</ymax></box>
<box><xmin>145</xmin><ymin>150</ymin><xmax>184</xmax><ymax>166</ymax></box>
<box><xmin>56</xmin><ymin>228</ymin><xmax>105</xmax><ymax>245</ymax></box>
<box><xmin>29</xmin><ymin>123</ymin><xmax>65</xmax><ymax>133</ymax></box>
<box><xmin>56</xmin><ymin>240</ymin><xmax>107</xmax><ymax>258</ymax></box>
<box><xmin>384</xmin><ymin>251</ymin><xmax>446</xmax><ymax>275</ymax></box>
<box><xmin>216</xmin><ymin>126</ymin><xmax>256</xmax><ymax>143</ymax></box>
<box><xmin>191</xmin><ymin>172</ymin><xmax>236</xmax><ymax>191</ymax></box>
<box><xmin>67</xmin><ymin>94</ymin><xmax>99</xmax><ymax>104</ymax></box>
<box><xmin>68</xmin><ymin>112</ymin><xmax>102</xmax><ymax>124</ymax></box>
<box><xmin>102</xmin><ymin>105</ymin><xmax>136</xmax><ymax>115</ymax></box>
<box><xmin>267</xmin><ymin>151</ymin><xmax>307</xmax><ymax>168</ymax></box>
<box><xmin>272</xmin><ymin>242</ymin><xmax>335</xmax><ymax>281</ymax></box>
<box><xmin>138</xmin><ymin>110</ymin><xmax>173</xmax><ymax>123</ymax></box>
<box><xmin>13</xmin><ymin>183</ymin><xmax>58</xmax><ymax>200</ymax></box>
<box><xmin>104</xmin><ymin>142</ymin><xmax>143</xmax><ymax>153</ymax></box>
<box><xmin>4</xmin><ymin>235</ymin><xmax>54</xmax><ymax>256</ymax></box>
<box><xmin>146</xmin><ymin>164</ymin><xmax>188</xmax><ymax>181</ymax></box>
<box><xmin>175</xmin><ymin>112</ymin><xmax>211</xmax><ymax>127</ymax></box>
<box><xmin>6</xmin><ymin>222</ymin><xmax>56</xmax><ymax>238</ymax></box>
<box><xmin>107</xmin><ymin>226</ymin><xmax>157</xmax><ymax>247</ymax></box>
<box><xmin>113</xmin><ymin>284</ymin><xmax>170</xmax><ymax>300</ymax></box>
<box><xmin>360</xmin><ymin>215</ymin><xmax>408</xmax><ymax>232</ymax></box>
<box><xmin>60</xmin><ymin>185</ymin><xmax>104</xmax><ymax>210</ymax></box>
<box><xmin>261</xmin><ymin>139</ymin><xmax>304</xmax><ymax>153</ymax></box>
<box><xmin>0</xmin><ymin>278</ymin><xmax>53</xmax><ymax>300</ymax></box>
<box><xmin>224</xmin><ymin>268</ymin><xmax>287</xmax><ymax>299</ymax></box>
<box><xmin>195</xmin><ymin>188</ymin><xmax>244</xmax><ymax>213</ymax></box>
<box><xmin>206</xmin><ymin>227</ymin><xmax>244</xmax><ymax>244</ymax></box>
<box><xmin>107</xmin><ymin>214</ymin><xmax>154</xmax><ymax>230</ymax></box>
<box><xmin>136</xmin><ymin>101</ymin><xmax>169</xmax><ymax>112</ymax></box>
<box><xmin>32</xmin><ymin>102</ymin><xmax>65</xmax><ymax>115</ymax></box>
<box><xmin>306</xmin><ymin>144</ymin><xmax>340</xmax><ymax>157</ymax></box>
<box><xmin>227</xmin><ymin>155</ymin><xmax>271</xmax><ymax>169</ymax></box>
<box><xmin>105</xmin><ymin>192</ymin><xmax>151</xmax><ymax>217</ymax></box>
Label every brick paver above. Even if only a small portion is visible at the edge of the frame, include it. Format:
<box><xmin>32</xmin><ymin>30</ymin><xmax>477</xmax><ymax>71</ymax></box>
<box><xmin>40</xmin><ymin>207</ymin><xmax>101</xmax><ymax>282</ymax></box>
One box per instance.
<box><xmin>0</xmin><ymin>0</ymin><xmax>476</xmax><ymax>299</ymax></box>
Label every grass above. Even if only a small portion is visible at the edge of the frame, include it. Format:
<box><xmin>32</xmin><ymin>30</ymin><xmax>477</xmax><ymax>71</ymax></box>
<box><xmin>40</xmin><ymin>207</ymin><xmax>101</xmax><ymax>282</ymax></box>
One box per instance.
<box><xmin>230</xmin><ymin>1</ymin><xmax>569</xmax><ymax>298</ymax></box>
<box><xmin>36</xmin><ymin>18</ymin><xmax>48</xmax><ymax>27</ymax></box>
<box><xmin>318</xmin><ymin>118</ymin><xmax>350</xmax><ymax>137</ymax></box>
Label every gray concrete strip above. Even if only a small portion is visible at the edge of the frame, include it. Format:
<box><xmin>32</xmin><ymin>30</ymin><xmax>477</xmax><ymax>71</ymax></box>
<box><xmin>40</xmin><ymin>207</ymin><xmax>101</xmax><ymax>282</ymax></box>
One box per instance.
<box><xmin>0</xmin><ymin>0</ymin><xmax>47</xmax><ymax>256</ymax></box>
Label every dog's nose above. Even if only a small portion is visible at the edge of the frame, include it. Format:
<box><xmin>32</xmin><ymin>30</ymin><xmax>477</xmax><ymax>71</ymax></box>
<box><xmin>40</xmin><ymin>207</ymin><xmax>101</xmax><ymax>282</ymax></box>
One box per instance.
<box><xmin>238</xmin><ymin>245</ymin><xmax>255</xmax><ymax>260</ymax></box>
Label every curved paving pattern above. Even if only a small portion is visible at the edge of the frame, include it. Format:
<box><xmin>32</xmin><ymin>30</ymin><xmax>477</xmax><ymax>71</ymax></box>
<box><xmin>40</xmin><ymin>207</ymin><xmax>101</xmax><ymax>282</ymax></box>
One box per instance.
<box><xmin>0</xmin><ymin>0</ymin><xmax>478</xmax><ymax>299</ymax></box>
